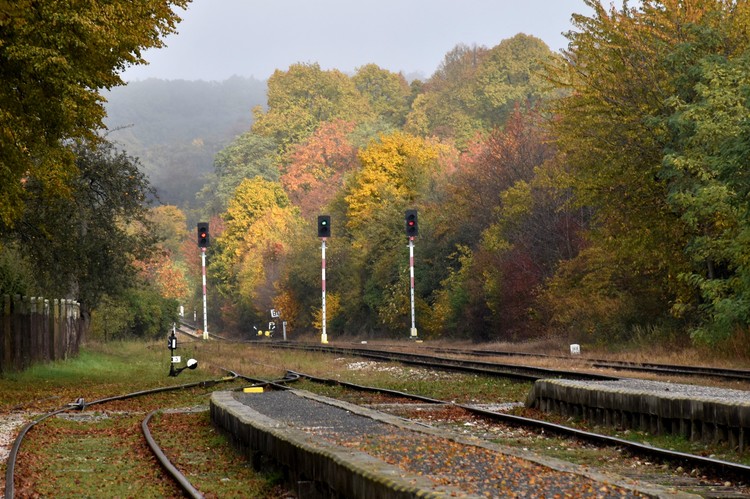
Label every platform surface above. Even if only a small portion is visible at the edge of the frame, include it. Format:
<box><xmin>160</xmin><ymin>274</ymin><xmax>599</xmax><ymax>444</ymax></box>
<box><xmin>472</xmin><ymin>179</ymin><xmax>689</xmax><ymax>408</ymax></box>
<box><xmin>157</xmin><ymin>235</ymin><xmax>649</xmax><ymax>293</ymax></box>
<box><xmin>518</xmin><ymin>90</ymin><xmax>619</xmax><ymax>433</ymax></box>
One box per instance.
<box><xmin>212</xmin><ymin>388</ymin><xmax>696</xmax><ymax>498</ymax></box>
<box><xmin>538</xmin><ymin>378</ymin><xmax>750</xmax><ymax>403</ymax></box>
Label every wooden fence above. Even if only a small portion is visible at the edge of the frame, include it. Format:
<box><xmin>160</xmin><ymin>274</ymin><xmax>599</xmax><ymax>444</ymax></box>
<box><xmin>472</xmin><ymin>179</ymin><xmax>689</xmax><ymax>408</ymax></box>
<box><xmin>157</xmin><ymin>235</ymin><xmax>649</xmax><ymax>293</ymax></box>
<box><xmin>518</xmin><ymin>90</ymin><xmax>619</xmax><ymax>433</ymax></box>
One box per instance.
<box><xmin>1</xmin><ymin>294</ymin><xmax>84</xmax><ymax>373</ymax></box>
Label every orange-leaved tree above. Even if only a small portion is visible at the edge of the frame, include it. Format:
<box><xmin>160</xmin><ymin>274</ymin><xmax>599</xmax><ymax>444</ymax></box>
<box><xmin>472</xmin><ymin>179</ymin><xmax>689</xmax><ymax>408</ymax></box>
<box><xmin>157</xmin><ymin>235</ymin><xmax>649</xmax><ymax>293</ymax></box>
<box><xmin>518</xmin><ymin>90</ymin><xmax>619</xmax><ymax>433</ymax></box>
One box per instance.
<box><xmin>281</xmin><ymin>120</ymin><xmax>358</xmax><ymax>218</ymax></box>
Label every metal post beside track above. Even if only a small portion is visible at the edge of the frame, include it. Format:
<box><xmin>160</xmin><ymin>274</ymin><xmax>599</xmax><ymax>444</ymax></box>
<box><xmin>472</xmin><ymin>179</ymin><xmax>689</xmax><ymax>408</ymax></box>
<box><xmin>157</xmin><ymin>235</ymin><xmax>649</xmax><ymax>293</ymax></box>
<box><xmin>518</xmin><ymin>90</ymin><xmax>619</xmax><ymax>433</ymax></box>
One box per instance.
<box><xmin>321</xmin><ymin>238</ymin><xmax>328</xmax><ymax>344</ymax></box>
<box><xmin>201</xmin><ymin>247</ymin><xmax>208</xmax><ymax>340</ymax></box>
<box><xmin>409</xmin><ymin>236</ymin><xmax>418</xmax><ymax>339</ymax></box>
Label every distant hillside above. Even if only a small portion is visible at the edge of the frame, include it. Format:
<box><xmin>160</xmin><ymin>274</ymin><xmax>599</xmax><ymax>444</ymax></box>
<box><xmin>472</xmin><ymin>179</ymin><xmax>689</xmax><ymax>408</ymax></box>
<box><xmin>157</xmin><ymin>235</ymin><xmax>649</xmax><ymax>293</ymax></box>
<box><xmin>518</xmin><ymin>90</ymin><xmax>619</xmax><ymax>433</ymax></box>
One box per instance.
<box><xmin>103</xmin><ymin>76</ymin><xmax>267</xmax><ymax>208</ymax></box>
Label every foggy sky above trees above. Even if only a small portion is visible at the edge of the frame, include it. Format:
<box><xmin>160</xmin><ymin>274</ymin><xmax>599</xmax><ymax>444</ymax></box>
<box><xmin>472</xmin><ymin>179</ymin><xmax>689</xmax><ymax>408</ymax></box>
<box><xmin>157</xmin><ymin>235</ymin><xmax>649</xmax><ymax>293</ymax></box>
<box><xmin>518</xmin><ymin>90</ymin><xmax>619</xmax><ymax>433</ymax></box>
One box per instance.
<box><xmin>120</xmin><ymin>0</ymin><xmax>590</xmax><ymax>82</ymax></box>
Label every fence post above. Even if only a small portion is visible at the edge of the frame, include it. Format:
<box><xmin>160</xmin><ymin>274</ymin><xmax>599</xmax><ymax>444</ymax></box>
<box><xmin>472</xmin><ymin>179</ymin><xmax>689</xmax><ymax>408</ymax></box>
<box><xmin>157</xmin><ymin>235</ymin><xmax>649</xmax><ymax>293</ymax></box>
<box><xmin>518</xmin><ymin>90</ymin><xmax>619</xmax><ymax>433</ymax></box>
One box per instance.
<box><xmin>44</xmin><ymin>299</ymin><xmax>51</xmax><ymax>361</ymax></box>
<box><xmin>52</xmin><ymin>299</ymin><xmax>60</xmax><ymax>361</ymax></box>
<box><xmin>2</xmin><ymin>295</ymin><xmax>9</xmax><ymax>373</ymax></box>
<box><xmin>76</xmin><ymin>301</ymin><xmax>82</xmax><ymax>354</ymax></box>
<box><xmin>31</xmin><ymin>297</ymin><xmax>39</xmax><ymax>365</ymax></box>
<box><xmin>70</xmin><ymin>300</ymin><xmax>81</xmax><ymax>356</ymax></box>
<box><xmin>61</xmin><ymin>299</ymin><xmax>68</xmax><ymax>360</ymax></box>
<box><xmin>21</xmin><ymin>296</ymin><xmax>33</xmax><ymax>369</ymax></box>
<box><xmin>63</xmin><ymin>299</ymin><xmax>77</xmax><ymax>359</ymax></box>
<box><xmin>13</xmin><ymin>295</ymin><xmax>22</xmax><ymax>370</ymax></box>
<box><xmin>0</xmin><ymin>295</ymin><xmax>82</xmax><ymax>371</ymax></box>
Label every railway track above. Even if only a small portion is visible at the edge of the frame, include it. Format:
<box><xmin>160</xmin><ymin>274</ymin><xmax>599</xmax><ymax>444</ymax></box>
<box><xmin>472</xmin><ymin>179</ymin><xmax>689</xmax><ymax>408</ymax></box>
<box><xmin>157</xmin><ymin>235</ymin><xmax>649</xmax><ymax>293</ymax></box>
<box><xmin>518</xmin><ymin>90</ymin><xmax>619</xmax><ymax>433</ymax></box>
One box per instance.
<box><xmin>8</xmin><ymin>333</ymin><xmax>750</xmax><ymax>497</ymax></box>
<box><xmin>175</xmin><ymin>320</ymin><xmax>750</xmax><ymax>385</ymax></box>
<box><xmin>217</xmin><ymin>367</ymin><xmax>750</xmax><ymax>496</ymax></box>
<box><xmin>265</xmin><ymin>341</ymin><xmax>619</xmax><ymax>382</ymax></box>
<box><xmin>127</xmin><ymin>327</ymin><xmax>750</xmax><ymax>491</ymax></box>
<box><xmin>284</xmin><ymin>370</ymin><xmax>750</xmax><ymax>484</ymax></box>
<box><xmin>284</xmin><ymin>341</ymin><xmax>750</xmax><ymax>385</ymax></box>
<box><xmin>179</xmin><ymin>323</ymin><xmax>750</xmax><ymax>383</ymax></box>
<box><xmin>264</xmin><ymin>339</ymin><xmax>750</xmax><ymax>385</ymax></box>
<box><xmin>426</xmin><ymin>345</ymin><xmax>750</xmax><ymax>383</ymax></box>
<box><xmin>5</xmin><ymin>375</ymin><xmax>236</xmax><ymax>498</ymax></box>
<box><xmin>220</xmin><ymin>356</ymin><xmax>750</xmax><ymax>485</ymax></box>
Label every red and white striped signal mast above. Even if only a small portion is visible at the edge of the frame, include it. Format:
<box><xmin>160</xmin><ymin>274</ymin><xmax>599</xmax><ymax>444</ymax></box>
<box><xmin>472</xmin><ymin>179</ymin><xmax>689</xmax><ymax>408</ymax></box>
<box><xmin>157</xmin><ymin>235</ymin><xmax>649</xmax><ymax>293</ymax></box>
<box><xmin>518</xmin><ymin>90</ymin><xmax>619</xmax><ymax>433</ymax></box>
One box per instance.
<box><xmin>197</xmin><ymin>222</ymin><xmax>209</xmax><ymax>340</ymax></box>
<box><xmin>317</xmin><ymin>215</ymin><xmax>331</xmax><ymax>344</ymax></box>
<box><xmin>405</xmin><ymin>210</ymin><xmax>418</xmax><ymax>340</ymax></box>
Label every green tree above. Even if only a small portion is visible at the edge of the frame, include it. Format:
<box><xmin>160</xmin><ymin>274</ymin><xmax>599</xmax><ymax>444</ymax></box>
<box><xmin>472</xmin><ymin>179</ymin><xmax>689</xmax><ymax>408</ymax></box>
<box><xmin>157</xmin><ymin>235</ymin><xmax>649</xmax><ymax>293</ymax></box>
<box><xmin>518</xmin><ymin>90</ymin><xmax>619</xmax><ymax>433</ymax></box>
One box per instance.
<box><xmin>471</xmin><ymin>34</ymin><xmax>557</xmax><ymax>128</ymax></box>
<box><xmin>404</xmin><ymin>35</ymin><xmax>556</xmax><ymax>149</ymax></box>
<box><xmin>352</xmin><ymin>64</ymin><xmax>411</xmax><ymax>127</ymax></box>
<box><xmin>0</xmin><ymin>0</ymin><xmax>189</xmax><ymax>226</ymax></box>
<box><xmin>0</xmin><ymin>243</ymin><xmax>37</xmax><ymax>296</ymax></box>
<box><xmin>663</xmin><ymin>51</ymin><xmax>750</xmax><ymax>341</ymax></box>
<box><xmin>252</xmin><ymin>63</ymin><xmax>372</xmax><ymax>153</ymax></box>
<box><xmin>196</xmin><ymin>131</ymin><xmax>279</xmax><ymax>216</ymax></box>
<box><xmin>547</xmin><ymin>0</ymin><xmax>750</xmax><ymax>341</ymax></box>
<box><xmin>149</xmin><ymin>205</ymin><xmax>188</xmax><ymax>257</ymax></box>
<box><xmin>13</xmin><ymin>140</ymin><xmax>158</xmax><ymax>320</ymax></box>
<box><xmin>405</xmin><ymin>44</ymin><xmax>487</xmax><ymax>147</ymax></box>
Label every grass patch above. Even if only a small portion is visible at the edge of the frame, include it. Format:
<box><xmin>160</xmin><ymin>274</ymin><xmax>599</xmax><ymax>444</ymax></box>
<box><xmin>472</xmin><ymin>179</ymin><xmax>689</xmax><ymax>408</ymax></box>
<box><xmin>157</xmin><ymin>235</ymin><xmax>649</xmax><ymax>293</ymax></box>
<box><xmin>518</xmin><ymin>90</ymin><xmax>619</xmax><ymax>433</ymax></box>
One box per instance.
<box><xmin>14</xmin><ymin>414</ymin><xmax>176</xmax><ymax>498</ymax></box>
<box><xmin>296</xmin><ymin>371</ymin><xmax>531</xmax><ymax>405</ymax></box>
<box><xmin>0</xmin><ymin>341</ymin><xmax>216</xmax><ymax>411</ymax></box>
<box><xmin>148</xmin><ymin>411</ymin><xmax>287</xmax><ymax>498</ymax></box>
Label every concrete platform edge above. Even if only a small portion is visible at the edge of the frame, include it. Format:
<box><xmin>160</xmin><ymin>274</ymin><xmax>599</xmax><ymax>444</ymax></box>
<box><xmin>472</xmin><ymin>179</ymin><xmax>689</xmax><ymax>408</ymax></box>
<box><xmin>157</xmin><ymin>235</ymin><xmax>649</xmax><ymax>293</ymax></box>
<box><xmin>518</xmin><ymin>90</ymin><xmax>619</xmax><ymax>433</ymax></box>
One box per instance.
<box><xmin>526</xmin><ymin>379</ymin><xmax>750</xmax><ymax>451</ymax></box>
<box><xmin>213</xmin><ymin>389</ymin><xmax>696</xmax><ymax>499</ymax></box>
<box><xmin>210</xmin><ymin>390</ymin><xmax>471</xmax><ymax>498</ymax></box>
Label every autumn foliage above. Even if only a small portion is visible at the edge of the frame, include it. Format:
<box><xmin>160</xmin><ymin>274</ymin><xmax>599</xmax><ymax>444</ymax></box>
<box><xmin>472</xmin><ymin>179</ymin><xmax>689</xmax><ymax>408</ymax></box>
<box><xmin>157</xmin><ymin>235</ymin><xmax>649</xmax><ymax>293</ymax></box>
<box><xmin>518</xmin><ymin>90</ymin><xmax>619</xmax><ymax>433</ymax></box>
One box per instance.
<box><xmin>168</xmin><ymin>10</ymin><xmax>745</xmax><ymax>348</ymax></box>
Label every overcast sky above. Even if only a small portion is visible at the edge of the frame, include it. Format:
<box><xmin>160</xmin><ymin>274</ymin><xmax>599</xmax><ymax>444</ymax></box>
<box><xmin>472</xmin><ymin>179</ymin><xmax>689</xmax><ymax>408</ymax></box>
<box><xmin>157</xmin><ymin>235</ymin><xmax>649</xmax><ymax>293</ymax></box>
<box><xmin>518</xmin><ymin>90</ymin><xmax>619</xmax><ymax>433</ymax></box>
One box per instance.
<box><xmin>121</xmin><ymin>0</ymin><xmax>592</xmax><ymax>82</ymax></box>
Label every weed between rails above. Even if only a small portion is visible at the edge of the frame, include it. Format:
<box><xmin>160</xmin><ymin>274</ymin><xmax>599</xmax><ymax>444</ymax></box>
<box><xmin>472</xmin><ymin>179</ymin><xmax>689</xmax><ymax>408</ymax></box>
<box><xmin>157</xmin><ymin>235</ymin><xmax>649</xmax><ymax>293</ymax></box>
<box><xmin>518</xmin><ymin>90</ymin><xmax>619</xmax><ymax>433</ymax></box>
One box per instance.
<box><xmin>14</xmin><ymin>413</ymin><xmax>176</xmax><ymax>498</ymax></box>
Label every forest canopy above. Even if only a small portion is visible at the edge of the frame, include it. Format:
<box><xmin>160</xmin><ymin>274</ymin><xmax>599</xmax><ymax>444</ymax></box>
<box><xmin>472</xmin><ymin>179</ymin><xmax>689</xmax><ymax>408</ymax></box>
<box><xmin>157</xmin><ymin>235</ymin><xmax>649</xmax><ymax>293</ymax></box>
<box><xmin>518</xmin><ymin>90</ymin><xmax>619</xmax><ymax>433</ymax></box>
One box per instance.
<box><xmin>191</xmin><ymin>2</ymin><xmax>750</xmax><ymax>349</ymax></box>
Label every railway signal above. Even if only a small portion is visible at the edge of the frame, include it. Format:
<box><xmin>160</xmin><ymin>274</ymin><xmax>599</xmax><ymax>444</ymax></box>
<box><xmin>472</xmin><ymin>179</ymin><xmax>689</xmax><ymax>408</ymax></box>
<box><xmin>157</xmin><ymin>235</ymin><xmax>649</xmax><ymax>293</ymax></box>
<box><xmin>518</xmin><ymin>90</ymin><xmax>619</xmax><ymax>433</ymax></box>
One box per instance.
<box><xmin>405</xmin><ymin>210</ymin><xmax>418</xmax><ymax>238</ymax></box>
<box><xmin>197</xmin><ymin>222</ymin><xmax>209</xmax><ymax>248</ymax></box>
<box><xmin>317</xmin><ymin>215</ymin><xmax>331</xmax><ymax>238</ymax></box>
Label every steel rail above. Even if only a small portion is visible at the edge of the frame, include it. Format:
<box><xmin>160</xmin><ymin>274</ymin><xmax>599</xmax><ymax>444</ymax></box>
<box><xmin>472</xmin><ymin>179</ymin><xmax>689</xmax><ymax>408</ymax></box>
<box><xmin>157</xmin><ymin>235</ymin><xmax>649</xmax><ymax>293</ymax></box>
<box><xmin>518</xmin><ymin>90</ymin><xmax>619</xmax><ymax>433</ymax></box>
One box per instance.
<box><xmin>5</xmin><ymin>373</ymin><xmax>236</xmax><ymax>498</ymax></box>
<box><xmin>167</xmin><ymin>326</ymin><xmax>750</xmax><ymax>384</ymax></box>
<box><xmin>268</xmin><ymin>340</ymin><xmax>750</xmax><ymax>384</ymax></box>
<box><xmin>230</xmin><ymin>370</ymin><xmax>302</xmax><ymax>389</ymax></box>
<box><xmin>286</xmin><ymin>369</ymin><xmax>446</xmax><ymax>404</ymax></box>
<box><xmin>421</xmin><ymin>345</ymin><xmax>750</xmax><ymax>383</ymax></box>
<box><xmin>291</xmin><ymin>370</ymin><xmax>750</xmax><ymax>482</ymax></box>
<box><xmin>142</xmin><ymin>410</ymin><xmax>204</xmax><ymax>499</ymax></box>
<box><xmin>269</xmin><ymin>342</ymin><xmax>617</xmax><ymax>381</ymax></box>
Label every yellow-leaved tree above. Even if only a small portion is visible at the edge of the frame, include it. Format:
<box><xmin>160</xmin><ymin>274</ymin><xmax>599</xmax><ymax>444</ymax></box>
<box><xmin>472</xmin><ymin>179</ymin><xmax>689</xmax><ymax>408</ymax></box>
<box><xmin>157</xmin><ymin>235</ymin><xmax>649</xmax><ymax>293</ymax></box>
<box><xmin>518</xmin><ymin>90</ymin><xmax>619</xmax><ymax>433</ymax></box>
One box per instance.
<box><xmin>211</xmin><ymin>177</ymin><xmax>301</xmax><ymax>326</ymax></box>
<box><xmin>341</xmin><ymin>131</ymin><xmax>453</xmax><ymax>335</ymax></box>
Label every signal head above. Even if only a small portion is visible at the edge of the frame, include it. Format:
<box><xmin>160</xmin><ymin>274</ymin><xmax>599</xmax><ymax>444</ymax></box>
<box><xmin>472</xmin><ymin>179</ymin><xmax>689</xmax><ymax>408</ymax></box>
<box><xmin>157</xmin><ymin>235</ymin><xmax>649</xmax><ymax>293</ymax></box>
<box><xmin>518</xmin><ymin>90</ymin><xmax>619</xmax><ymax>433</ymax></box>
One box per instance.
<box><xmin>405</xmin><ymin>209</ymin><xmax>418</xmax><ymax>237</ymax></box>
<box><xmin>197</xmin><ymin>222</ymin><xmax>210</xmax><ymax>248</ymax></box>
<box><xmin>317</xmin><ymin>215</ymin><xmax>331</xmax><ymax>238</ymax></box>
